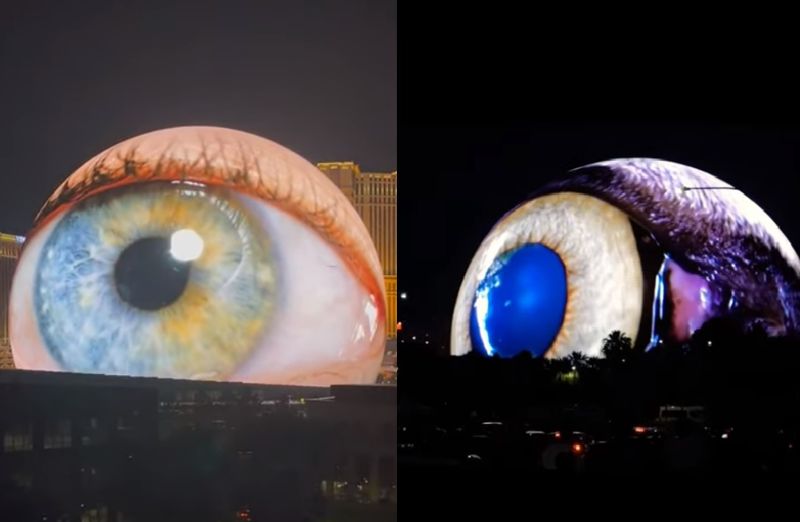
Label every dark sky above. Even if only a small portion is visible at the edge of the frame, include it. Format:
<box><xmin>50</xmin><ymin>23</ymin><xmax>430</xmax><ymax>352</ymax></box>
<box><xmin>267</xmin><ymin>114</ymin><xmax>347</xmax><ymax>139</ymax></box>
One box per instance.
<box><xmin>399</xmin><ymin>122</ymin><xmax>800</xmax><ymax>350</ymax></box>
<box><xmin>0</xmin><ymin>0</ymin><xmax>396</xmax><ymax>235</ymax></box>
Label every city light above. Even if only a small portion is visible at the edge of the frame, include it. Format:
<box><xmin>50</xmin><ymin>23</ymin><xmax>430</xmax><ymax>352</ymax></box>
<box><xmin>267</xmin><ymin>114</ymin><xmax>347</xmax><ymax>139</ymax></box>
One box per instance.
<box><xmin>400</xmin><ymin>292</ymin><xmax>407</xmax><ymax>300</ymax></box>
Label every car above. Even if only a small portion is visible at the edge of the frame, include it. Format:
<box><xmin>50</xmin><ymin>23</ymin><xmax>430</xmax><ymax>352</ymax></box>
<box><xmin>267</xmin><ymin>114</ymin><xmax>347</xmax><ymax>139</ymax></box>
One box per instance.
<box><xmin>540</xmin><ymin>431</ymin><xmax>594</xmax><ymax>473</ymax></box>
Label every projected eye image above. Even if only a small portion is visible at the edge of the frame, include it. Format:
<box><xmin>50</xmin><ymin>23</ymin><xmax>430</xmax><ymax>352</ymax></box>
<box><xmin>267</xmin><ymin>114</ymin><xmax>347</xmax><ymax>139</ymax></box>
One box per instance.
<box><xmin>10</xmin><ymin>127</ymin><xmax>386</xmax><ymax>385</ymax></box>
<box><xmin>452</xmin><ymin>158</ymin><xmax>800</xmax><ymax>358</ymax></box>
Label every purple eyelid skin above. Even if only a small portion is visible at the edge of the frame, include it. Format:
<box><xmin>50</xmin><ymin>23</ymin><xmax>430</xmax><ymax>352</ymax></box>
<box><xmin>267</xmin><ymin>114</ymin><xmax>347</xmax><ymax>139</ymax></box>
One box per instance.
<box><xmin>534</xmin><ymin>158</ymin><xmax>800</xmax><ymax>344</ymax></box>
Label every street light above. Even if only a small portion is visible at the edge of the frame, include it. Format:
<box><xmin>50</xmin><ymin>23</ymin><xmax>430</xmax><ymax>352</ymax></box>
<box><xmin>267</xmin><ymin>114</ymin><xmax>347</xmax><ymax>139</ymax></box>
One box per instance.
<box><xmin>400</xmin><ymin>292</ymin><xmax>407</xmax><ymax>300</ymax></box>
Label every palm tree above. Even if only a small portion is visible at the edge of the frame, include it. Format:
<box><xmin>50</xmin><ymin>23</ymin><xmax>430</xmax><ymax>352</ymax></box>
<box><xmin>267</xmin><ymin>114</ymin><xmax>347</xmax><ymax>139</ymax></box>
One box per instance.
<box><xmin>567</xmin><ymin>351</ymin><xmax>589</xmax><ymax>372</ymax></box>
<box><xmin>601</xmin><ymin>330</ymin><xmax>634</xmax><ymax>363</ymax></box>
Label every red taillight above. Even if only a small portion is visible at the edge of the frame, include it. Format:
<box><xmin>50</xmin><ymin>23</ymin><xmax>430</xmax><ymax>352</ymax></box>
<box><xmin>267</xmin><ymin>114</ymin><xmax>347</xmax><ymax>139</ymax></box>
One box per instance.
<box><xmin>633</xmin><ymin>426</ymin><xmax>646</xmax><ymax>434</ymax></box>
<box><xmin>571</xmin><ymin>442</ymin><xmax>584</xmax><ymax>454</ymax></box>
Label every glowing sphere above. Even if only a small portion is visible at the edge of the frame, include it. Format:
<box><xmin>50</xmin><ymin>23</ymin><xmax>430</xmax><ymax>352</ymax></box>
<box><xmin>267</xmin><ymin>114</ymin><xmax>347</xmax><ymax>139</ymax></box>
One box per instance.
<box><xmin>452</xmin><ymin>158</ymin><xmax>800</xmax><ymax>358</ymax></box>
<box><xmin>10</xmin><ymin>127</ymin><xmax>386</xmax><ymax>385</ymax></box>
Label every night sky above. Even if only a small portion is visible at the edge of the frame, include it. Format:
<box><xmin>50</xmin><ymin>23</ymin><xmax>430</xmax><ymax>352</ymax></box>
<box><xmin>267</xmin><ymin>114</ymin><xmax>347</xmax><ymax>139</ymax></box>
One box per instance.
<box><xmin>0</xmin><ymin>0</ymin><xmax>396</xmax><ymax>235</ymax></box>
<box><xmin>399</xmin><ymin>122</ymin><xmax>800</xmax><ymax>350</ymax></box>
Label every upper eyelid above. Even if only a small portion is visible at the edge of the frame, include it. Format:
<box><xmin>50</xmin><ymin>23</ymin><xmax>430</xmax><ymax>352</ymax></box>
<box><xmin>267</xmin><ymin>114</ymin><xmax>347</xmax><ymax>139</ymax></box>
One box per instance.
<box><xmin>32</xmin><ymin>127</ymin><xmax>384</xmax><ymax>304</ymax></box>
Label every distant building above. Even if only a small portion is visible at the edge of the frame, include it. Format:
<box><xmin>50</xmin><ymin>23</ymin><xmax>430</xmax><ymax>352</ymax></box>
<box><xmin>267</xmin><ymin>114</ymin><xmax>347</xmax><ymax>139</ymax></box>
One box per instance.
<box><xmin>317</xmin><ymin>162</ymin><xmax>397</xmax><ymax>341</ymax></box>
<box><xmin>0</xmin><ymin>233</ymin><xmax>24</xmax><ymax>369</ymax></box>
<box><xmin>378</xmin><ymin>339</ymin><xmax>398</xmax><ymax>385</ymax></box>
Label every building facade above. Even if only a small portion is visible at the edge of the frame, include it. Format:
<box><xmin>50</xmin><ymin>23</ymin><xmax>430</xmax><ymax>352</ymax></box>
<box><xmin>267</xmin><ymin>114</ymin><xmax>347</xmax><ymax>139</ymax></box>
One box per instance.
<box><xmin>317</xmin><ymin>162</ymin><xmax>397</xmax><ymax>341</ymax></box>
<box><xmin>0</xmin><ymin>234</ymin><xmax>24</xmax><ymax>369</ymax></box>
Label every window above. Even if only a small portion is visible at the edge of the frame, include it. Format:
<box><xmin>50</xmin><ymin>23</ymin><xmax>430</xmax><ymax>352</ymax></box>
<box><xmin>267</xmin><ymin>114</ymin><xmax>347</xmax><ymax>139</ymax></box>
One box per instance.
<box><xmin>333</xmin><ymin>454</ymin><xmax>348</xmax><ymax>480</ymax></box>
<box><xmin>81</xmin><ymin>506</ymin><xmax>108</xmax><ymax>522</ymax></box>
<box><xmin>81</xmin><ymin>417</ymin><xmax>107</xmax><ymax>447</ymax></box>
<box><xmin>44</xmin><ymin>419</ymin><xmax>72</xmax><ymax>449</ymax></box>
<box><xmin>81</xmin><ymin>466</ymin><xmax>100</xmax><ymax>489</ymax></box>
<box><xmin>116</xmin><ymin>416</ymin><xmax>133</xmax><ymax>431</ymax></box>
<box><xmin>11</xmin><ymin>472</ymin><xmax>32</xmax><ymax>490</ymax></box>
<box><xmin>3</xmin><ymin>422</ymin><xmax>33</xmax><ymax>452</ymax></box>
<box><xmin>355</xmin><ymin>454</ymin><xmax>371</xmax><ymax>483</ymax></box>
<box><xmin>378</xmin><ymin>456</ymin><xmax>396</xmax><ymax>487</ymax></box>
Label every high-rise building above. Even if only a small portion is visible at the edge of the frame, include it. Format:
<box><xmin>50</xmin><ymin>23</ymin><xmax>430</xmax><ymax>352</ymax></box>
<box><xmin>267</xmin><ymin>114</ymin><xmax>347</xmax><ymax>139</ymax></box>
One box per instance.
<box><xmin>0</xmin><ymin>233</ymin><xmax>24</xmax><ymax>369</ymax></box>
<box><xmin>317</xmin><ymin>162</ymin><xmax>398</xmax><ymax>341</ymax></box>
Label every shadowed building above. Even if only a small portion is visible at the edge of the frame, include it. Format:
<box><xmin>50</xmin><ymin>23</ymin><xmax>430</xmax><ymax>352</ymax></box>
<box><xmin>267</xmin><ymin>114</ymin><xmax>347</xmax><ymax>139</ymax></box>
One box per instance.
<box><xmin>0</xmin><ymin>370</ymin><xmax>396</xmax><ymax>521</ymax></box>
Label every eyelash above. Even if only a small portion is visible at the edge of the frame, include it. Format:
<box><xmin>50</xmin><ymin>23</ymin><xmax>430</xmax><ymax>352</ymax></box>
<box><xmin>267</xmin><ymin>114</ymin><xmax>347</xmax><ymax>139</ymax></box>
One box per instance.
<box><xmin>31</xmin><ymin>139</ymin><xmax>384</xmax><ymax>309</ymax></box>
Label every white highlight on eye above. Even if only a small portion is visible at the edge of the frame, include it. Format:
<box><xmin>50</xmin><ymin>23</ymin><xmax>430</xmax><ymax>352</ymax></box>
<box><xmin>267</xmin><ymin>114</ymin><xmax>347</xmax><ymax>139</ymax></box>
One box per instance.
<box><xmin>364</xmin><ymin>296</ymin><xmax>379</xmax><ymax>338</ymax></box>
<box><xmin>473</xmin><ymin>285</ymin><xmax>495</xmax><ymax>356</ymax></box>
<box><xmin>452</xmin><ymin>192</ymin><xmax>643</xmax><ymax>358</ymax></box>
<box><xmin>170</xmin><ymin>229</ymin><xmax>204</xmax><ymax>262</ymax></box>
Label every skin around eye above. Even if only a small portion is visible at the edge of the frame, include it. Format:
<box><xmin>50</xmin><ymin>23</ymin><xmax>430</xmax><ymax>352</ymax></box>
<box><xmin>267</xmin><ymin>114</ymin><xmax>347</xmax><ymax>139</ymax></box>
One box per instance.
<box><xmin>10</xmin><ymin>127</ymin><xmax>386</xmax><ymax>385</ymax></box>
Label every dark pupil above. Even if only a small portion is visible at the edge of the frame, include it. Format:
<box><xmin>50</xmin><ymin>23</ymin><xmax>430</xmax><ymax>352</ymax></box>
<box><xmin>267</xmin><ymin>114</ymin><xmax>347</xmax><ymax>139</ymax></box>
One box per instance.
<box><xmin>114</xmin><ymin>236</ymin><xmax>191</xmax><ymax>311</ymax></box>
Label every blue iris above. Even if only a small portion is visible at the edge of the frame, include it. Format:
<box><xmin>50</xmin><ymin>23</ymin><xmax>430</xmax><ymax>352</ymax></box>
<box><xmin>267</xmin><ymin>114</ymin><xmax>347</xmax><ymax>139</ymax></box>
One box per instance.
<box><xmin>32</xmin><ymin>185</ymin><xmax>268</xmax><ymax>378</ymax></box>
<box><xmin>469</xmin><ymin>243</ymin><xmax>567</xmax><ymax>358</ymax></box>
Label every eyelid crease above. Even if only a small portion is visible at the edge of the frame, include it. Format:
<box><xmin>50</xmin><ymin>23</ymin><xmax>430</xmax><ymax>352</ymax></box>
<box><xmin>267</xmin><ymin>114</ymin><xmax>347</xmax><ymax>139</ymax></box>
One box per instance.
<box><xmin>31</xmin><ymin>126</ymin><xmax>385</xmax><ymax>311</ymax></box>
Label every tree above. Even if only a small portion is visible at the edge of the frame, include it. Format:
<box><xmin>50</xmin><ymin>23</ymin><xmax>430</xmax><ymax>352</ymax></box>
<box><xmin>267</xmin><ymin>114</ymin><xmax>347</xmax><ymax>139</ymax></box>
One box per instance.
<box><xmin>601</xmin><ymin>330</ymin><xmax>634</xmax><ymax>364</ymax></box>
<box><xmin>548</xmin><ymin>356</ymin><xmax>572</xmax><ymax>374</ymax></box>
<box><xmin>567</xmin><ymin>351</ymin><xmax>590</xmax><ymax>372</ymax></box>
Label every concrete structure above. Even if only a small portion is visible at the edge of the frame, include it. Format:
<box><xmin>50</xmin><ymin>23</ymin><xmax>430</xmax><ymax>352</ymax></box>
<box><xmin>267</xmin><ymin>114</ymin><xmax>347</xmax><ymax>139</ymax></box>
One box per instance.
<box><xmin>0</xmin><ymin>370</ymin><xmax>396</xmax><ymax>520</ymax></box>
